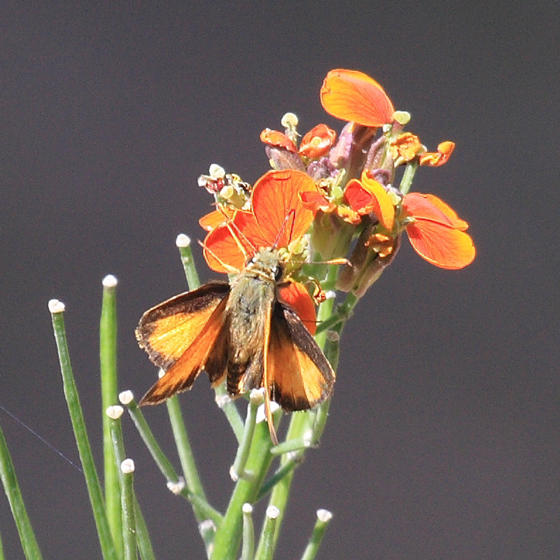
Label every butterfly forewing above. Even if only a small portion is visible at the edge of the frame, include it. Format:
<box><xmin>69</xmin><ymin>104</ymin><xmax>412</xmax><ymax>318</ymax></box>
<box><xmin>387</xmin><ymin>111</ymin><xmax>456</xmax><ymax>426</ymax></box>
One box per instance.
<box><xmin>136</xmin><ymin>282</ymin><xmax>230</xmax><ymax>404</ymax></box>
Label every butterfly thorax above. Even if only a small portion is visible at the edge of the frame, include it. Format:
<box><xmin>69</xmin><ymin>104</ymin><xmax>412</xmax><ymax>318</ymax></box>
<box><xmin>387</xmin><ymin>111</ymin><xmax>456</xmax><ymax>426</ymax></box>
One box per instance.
<box><xmin>225</xmin><ymin>247</ymin><xmax>283</xmax><ymax>393</ymax></box>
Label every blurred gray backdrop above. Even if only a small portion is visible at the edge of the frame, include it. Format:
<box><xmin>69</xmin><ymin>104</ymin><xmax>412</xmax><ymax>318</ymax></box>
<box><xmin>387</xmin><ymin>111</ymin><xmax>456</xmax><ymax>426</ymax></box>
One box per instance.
<box><xmin>2</xmin><ymin>3</ymin><xmax>558</xmax><ymax>559</ymax></box>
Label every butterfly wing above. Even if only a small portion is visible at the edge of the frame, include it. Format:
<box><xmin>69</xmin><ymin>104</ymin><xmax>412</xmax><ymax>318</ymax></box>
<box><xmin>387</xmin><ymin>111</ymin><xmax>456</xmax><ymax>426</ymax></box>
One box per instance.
<box><xmin>136</xmin><ymin>282</ymin><xmax>230</xmax><ymax>404</ymax></box>
<box><xmin>268</xmin><ymin>302</ymin><xmax>335</xmax><ymax>411</ymax></box>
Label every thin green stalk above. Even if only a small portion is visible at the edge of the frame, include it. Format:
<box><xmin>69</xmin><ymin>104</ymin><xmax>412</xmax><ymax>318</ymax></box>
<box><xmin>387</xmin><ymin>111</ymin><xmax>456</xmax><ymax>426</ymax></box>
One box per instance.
<box><xmin>134</xmin><ymin>497</ymin><xmax>155</xmax><ymax>560</ymax></box>
<box><xmin>120</xmin><ymin>459</ymin><xmax>137</xmax><ymax>560</ymax></box>
<box><xmin>256</xmin><ymin>455</ymin><xmax>301</xmax><ymax>501</ymax></box>
<box><xmin>254</xmin><ymin>506</ymin><xmax>280</xmax><ymax>560</ymax></box>
<box><xmin>0</xmin><ymin>530</ymin><xmax>4</xmax><ymax>560</ymax></box>
<box><xmin>210</xmin><ymin>421</ymin><xmax>275</xmax><ymax>559</ymax></box>
<box><xmin>241</xmin><ymin>503</ymin><xmax>255</xmax><ymax>560</ymax></box>
<box><xmin>122</xmin><ymin>397</ymin><xmax>222</xmax><ymax>526</ymax></box>
<box><xmin>300</xmin><ymin>509</ymin><xmax>333</xmax><ymax>560</ymax></box>
<box><xmin>398</xmin><ymin>161</ymin><xmax>418</xmax><ymax>195</ymax></box>
<box><xmin>166</xmin><ymin>395</ymin><xmax>209</xmax><ymax>521</ymax></box>
<box><xmin>214</xmin><ymin>384</ymin><xmax>244</xmax><ymax>443</ymax></box>
<box><xmin>0</xmin><ymin>425</ymin><xmax>43</xmax><ymax>560</ymax></box>
<box><xmin>100</xmin><ymin>275</ymin><xmax>122</xmax><ymax>557</ymax></box>
<box><xmin>176</xmin><ymin>233</ymin><xmax>201</xmax><ymax>290</ymax></box>
<box><xmin>107</xmin><ymin>405</ymin><xmax>154</xmax><ymax>559</ymax></box>
<box><xmin>49</xmin><ymin>300</ymin><xmax>117</xmax><ymax>560</ymax></box>
<box><xmin>230</xmin><ymin>391</ymin><xmax>262</xmax><ymax>481</ymax></box>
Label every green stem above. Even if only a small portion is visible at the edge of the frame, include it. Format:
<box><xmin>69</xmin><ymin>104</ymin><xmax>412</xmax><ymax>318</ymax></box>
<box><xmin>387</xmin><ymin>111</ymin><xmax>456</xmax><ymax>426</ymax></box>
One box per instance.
<box><xmin>300</xmin><ymin>509</ymin><xmax>333</xmax><ymax>560</ymax></box>
<box><xmin>254</xmin><ymin>506</ymin><xmax>280</xmax><ymax>560</ymax></box>
<box><xmin>49</xmin><ymin>300</ymin><xmax>117</xmax><ymax>559</ymax></box>
<box><xmin>166</xmin><ymin>396</ymin><xmax>209</xmax><ymax>521</ymax></box>
<box><xmin>0</xmin><ymin>530</ymin><xmax>4</xmax><ymax>560</ymax></box>
<box><xmin>120</xmin><ymin>459</ymin><xmax>137</xmax><ymax>560</ymax></box>
<box><xmin>256</xmin><ymin>455</ymin><xmax>300</xmax><ymax>501</ymax></box>
<box><xmin>241</xmin><ymin>503</ymin><xmax>255</xmax><ymax>560</ymax></box>
<box><xmin>100</xmin><ymin>276</ymin><xmax>122</xmax><ymax>557</ymax></box>
<box><xmin>214</xmin><ymin>384</ymin><xmax>244</xmax><ymax>443</ymax></box>
<box><xmin>210</xmin><ymin>421</ymin><xmax>274</xmax><ymax>559</ymax></box>
<box><xmin>398</xmin><ymin>161</ymin><xmax>418</xmax><ymax>195</ymax></box>
<box><xmin>0</xmin><ymin>425</ymin><xmax>43</xmax><ymax>560</ymax></box>
<box><xmin>231</xmin><ymin>391</ymin><xmax>261</xmax><ymax>480</ymax></box>
<box><xmin>134</xmin><ymin>496</ymin><xmax>155</xmax><ymax>560</ymax></box>
<box><xmin>176</xmin><ymin>234</ymin><xmax>201</xmax><ymax>290</ymax></box>
<box><xmin>124</xmin><ymin>398</ymin><xmax>222</xmax><ymax>527</ymax></box>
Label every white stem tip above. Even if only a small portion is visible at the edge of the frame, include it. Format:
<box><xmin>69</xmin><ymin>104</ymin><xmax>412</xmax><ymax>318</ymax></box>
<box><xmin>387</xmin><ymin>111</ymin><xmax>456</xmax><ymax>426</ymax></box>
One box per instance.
<box><xmin>48</xmin><ymin>299</ymin><xmax>66</xmax><ymax>314</ymax></box>
<box><xmin>256</xmin><ymin>401</ymin><xmax>280</xmax><ymax>423</ymax></box>
<box><xmin>120</xmin><ymin>458</ymin><xmax>135</xmax><ymax>474</ymax></box>
<box><xmin>242</xmin><ymin>503</ymin><xmax>253</xmax><ymax>514</ymax></box>
<box><xmin>166</xmin><ymin>476</ymin><xmax>186</xmax><ymax>495</ymax></box>
<box><xmin>105</xmin><ymin>405</ymin><xmax>124</xmax><ymax>419</ymax></box>
<box><xmin>176</xmin><ymin>233</ymin><xmax>191</xmax><ymax>248</ymax></box>
<box><xmin>118</xmin><ymin>390</ymin><xmax>134</xmax><ymax>405</ymax></box>
<box><xmin>102</xmin><ymin>274</ymin><xmax>118</xmax><ymax>288</ymax></box>
<box><xmin>229</xmin><ymin>466</ymin><xmax>239</xmax><ymax>482</ymax></box>
<box><xmin>266</xmin><ymin>505</ymin><xmax>280</xmax><ymax>520</ymax></box>
<box><xmin>316</xmin><ymin>509</ymin><xmax>333</xmax><ymax>522</ymax></box>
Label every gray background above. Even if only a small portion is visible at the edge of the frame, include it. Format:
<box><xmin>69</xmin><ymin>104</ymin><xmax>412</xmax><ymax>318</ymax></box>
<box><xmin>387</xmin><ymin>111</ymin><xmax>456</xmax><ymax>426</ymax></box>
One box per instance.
<box><xmin>2</xmin><ymin>3</ymin><xmax>558</xmax><ymax>559</ymax></box>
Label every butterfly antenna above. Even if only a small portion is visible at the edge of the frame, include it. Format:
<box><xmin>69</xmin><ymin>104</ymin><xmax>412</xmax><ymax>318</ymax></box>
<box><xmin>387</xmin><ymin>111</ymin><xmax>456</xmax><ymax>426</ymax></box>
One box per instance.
<box><xmin>199</xmin><ymin>240</ymin><xmax>240</xmax><ymax>274</ymax></box>
<box><xmin>272</xmin><ymin>209</ymin><xmax>296</xmax><ymax>249</ymax></box>
<box><xmin>224</xmin><ymin>215</ymin><xmax>257</xmax><ymax>262</ymax></box>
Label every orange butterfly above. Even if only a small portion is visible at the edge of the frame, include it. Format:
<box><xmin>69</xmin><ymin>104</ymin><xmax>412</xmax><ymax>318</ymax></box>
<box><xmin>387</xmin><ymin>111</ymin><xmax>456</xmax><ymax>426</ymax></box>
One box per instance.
<box><xmin>136</xmin><ymin>170</ymin><xmax>335</xmax><ymax>443</ymax></box>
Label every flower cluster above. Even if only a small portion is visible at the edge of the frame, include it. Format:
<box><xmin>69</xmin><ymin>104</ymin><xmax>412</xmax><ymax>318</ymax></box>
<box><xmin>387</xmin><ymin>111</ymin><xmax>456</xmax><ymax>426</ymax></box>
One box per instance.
<box><xmin>198</xmin><ymin>68</ymin><xmax>475</xmax><ymax>305</ymax></box>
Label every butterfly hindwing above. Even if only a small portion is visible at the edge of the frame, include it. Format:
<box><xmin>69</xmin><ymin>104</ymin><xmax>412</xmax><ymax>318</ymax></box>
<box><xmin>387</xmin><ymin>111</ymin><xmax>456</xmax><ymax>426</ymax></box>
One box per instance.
<box><xmin>268</xmin><ymin>302</ymin><xmax>335</xmax><ymax>411</ymax></box>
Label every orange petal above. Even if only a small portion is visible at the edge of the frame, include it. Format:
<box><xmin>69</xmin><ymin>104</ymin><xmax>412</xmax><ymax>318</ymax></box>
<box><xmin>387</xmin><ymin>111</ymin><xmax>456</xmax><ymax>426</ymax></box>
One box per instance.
<box><xmin>299</xmin><ymin>124</ymin><xmax>337</xmax><ymax>159</ymax></box>
<box><xmin>406</xmin><ymin>219</ymin><xmax>475</xmax><ymax>269</ymax></box>
<box><xmin>419</xmin><ymin>141</ymin><xmax>455</xmax><ymax>167</ymax></box>
<box><xmin>320</xmin><ymin>69</ymin><xmax>395</xmax><ymax>127</ymax></box>
<box><xmin>260</xmin><ymin>128</ymin><xmax>297</xmax><ymax>152</ymax></box>
<box><xmin>278</xmin><ymin>282</ymin><xmax>317</xmax><ymax>335</ymax></box>
<box><xmin>252</xmin><ymin>170</ymin><xmax>317</xmax><ymax>247</ymax></box>
<box><xmin>203</xmin><ymin>212</ymin><xmax>262</xmax><ymax>272</ymax></box>
<box><xmin>402</xmin><ymin>192</ymin><xmax>454</xmax><ymax>227</ymax></box>
<box><xmin>422</xmin><ymin>194</ymin><xmax>469</xmax><ymax>231</ymax></box>
<box><xmin>300</xmin><ymin>191</ymin><xmax>335</xmax><ymax>214</ymax></box>
<box><xmin>390</xmin><ymin>132</ymin><xmax>422</xmax><ymax>162</ymax></box>
<box><xmin>199</xmin><ymin>208</ymin><xmax>235</xmax><ymax>231</ymax></box>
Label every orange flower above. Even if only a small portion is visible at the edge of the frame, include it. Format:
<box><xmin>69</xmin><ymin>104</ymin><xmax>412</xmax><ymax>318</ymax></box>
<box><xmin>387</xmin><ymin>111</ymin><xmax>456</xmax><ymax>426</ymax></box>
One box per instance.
<box><xmin>259</xmin><ymin>128</ymin><xmax>297</xmax><ymax>152</ymax></box>
<box><xmin>419</xmin><ymin>141</ymin><xmax>455</xmax><ymax>167</ymax></box>
<box><xmin>299</xmin><ymin>124</ymin><xmax>337</xmax><ymax>159</ymax></box>
<box><xmin>345</xmin><ymin>181</ymin><xmax>475</xmax><ymax>269</ymax></box>
<box><xmin>203</xmin><ymin>169</ymin><xmax>319</xmax><ymax>331</ymax></box>
<box><xmin>300</xmin><ymin>189</ymin><xmax>361</xmax><ymax>225</ymax></box>
<box><xmin>344</xmin><ymin>172</ymin><xmax>395</xmax><ymax>231</ymax></box>
<box><xmin>320</xmin><ymin>69</ymin><xmax>395</xmax><ymax>127</ymax></box>
<box><xmin>390</xmin><ymin>132</ymin><xmax>422</xmax><ymax>162</ymax></box>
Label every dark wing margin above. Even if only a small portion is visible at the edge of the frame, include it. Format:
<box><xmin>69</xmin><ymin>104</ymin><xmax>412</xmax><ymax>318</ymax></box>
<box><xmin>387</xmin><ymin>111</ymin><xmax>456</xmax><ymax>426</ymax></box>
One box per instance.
<box><xmin>136</xmin><ymin>282</ymin><xmax>230</xmax><ymax>371</ymax></box>
<box><xmin>139</xmin><ymin>293</ymin><xmax>229</xmax><ymax>405</ymax></box>
<box><xmin>268</xmin><ymin>302</ymin><xmax>335</xmax><ymax>411</ymax></box>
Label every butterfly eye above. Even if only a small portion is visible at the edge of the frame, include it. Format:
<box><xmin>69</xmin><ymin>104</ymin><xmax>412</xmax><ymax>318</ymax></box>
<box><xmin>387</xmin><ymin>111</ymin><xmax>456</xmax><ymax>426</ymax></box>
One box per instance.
<box><xmin>274</xmin><ymin>264</ymin><xmax>283</xmax><ymax>281</ymax></box>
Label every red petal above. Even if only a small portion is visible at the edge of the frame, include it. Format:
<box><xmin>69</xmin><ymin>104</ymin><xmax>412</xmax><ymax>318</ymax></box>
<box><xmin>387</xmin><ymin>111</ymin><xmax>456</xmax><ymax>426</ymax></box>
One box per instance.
<box><xmin>252</xmin><ymin>170</ymin><xmax>317</xmax><ymax>247</ymax></box>
<box><xmin>260</xmin><ymin>128</ymin><xmax>297</xmax><ymax>152</ymax></box>
<box><xmin>344</xmin><ymin>179</ymin><xmax>374</xmax><ymax>213</ymax></box>
<box><xmin>199</xmin><ymin>207</ymin><xmax>236</xmax><ymax>231</ymax></box>
<box><xmin>278</xmin><ymin>282</ymin><xmax>317</xmax><ymax>335</ymax></box>
<box><xmin>320</xmin><ymin>69</ymin><xmax>395</xmax><ymax>127</ymax></box>
<box><xmin>422</xmin><ymin>194</ymin><xmax>469</xmax><ymax>231</ymax></box>
<box><xmin>406</xmin><ymin>220</ymin><xmax>475</xmax><ymax>269</ymax></box>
